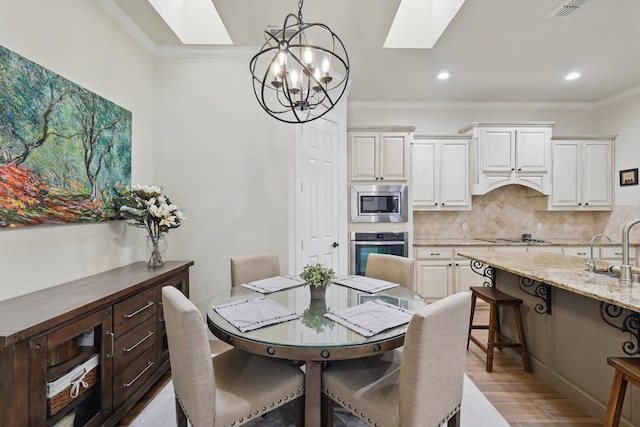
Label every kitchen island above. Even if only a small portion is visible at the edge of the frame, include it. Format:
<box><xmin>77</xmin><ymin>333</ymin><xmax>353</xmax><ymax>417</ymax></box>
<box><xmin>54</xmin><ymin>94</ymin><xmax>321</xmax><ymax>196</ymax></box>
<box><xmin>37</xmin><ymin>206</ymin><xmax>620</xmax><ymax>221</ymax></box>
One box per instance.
<box><xmin>458</xmin><ymin>250</ymin><xmax>639</xmax><ymax>427</ymax></box>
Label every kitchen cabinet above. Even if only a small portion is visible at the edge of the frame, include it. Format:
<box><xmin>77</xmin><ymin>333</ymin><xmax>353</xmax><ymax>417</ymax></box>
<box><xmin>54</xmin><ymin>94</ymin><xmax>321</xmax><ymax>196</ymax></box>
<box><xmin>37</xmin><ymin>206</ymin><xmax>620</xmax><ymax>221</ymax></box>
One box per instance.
<box><xmin>600</xmin><ymin>246</ymin><xmax>636</xmax><ymax>266</ymax></box>
<box><xmin>411</xmin><ymin>136</ymin><xmax>471</xmax><ymax>210</ymax></box>
<box><xmin>348</xmin><ymin>126</ymin><xmax>415</xmax><ymax>182</ymax></box>
<box><xmin>0</xmin><ymin>261</ymin><xmax>193</xmax><ymax>427</ymax></box>
<box><xmin>458</xmin><ymin>122</ymin><xmax>555</xmax><ymax>195</ymax></box>
<box><xmin>414</xmin><ymin>246</ymin><xmax>489</xmax><ymax>301</ymax></box>
<box><xmin>534</xmin><ymin>136</ymin><xmax>614</xmax><ymax>211</ymax></box>
<box><xmin>563</xmin><ymin>245</ymin><xmax>635</xmax><ymax>266</ymax></box>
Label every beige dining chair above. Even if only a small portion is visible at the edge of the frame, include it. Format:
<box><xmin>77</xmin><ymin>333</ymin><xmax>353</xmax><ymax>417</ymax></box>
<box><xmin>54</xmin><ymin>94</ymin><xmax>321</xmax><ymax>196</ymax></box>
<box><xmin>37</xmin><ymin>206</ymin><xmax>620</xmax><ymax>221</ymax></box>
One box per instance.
<box><xmin>230</xmin><ymin>252</ymin><xmax>281</xmax><ymax>286</ymax></box>
<box><xmin>161</xmin><ymin>286</ymin><xmax>305</xmax><ymax>427</ymax></box>
<box><xmin>365</xmin><ymin>253</ymin><xmax>415</xmax><ymax>289</ymax></box>
<box><xmin>321</xmin><ymin>291</ymin><xmax>471</xmax><ymax>427</ymax></box>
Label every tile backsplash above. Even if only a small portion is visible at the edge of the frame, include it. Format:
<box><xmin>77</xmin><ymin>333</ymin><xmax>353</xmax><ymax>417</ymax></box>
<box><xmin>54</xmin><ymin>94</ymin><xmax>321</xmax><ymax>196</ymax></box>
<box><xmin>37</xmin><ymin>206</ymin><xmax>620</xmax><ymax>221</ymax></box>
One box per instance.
<box><xmin>413</xmin><ymin>185</ymin><xmax>640</xmax><ymax>241</ymax></box>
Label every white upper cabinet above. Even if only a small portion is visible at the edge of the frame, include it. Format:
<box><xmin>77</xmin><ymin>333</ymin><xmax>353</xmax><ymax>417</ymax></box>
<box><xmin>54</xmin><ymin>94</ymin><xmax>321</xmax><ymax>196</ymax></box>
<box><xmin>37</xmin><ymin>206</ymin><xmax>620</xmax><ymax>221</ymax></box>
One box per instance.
<box><xmin>459</xmin><ymin>122</ymin><xmax>555</xmax><ymax>195</ymax></box>
<box><xmin>412</xmin><ymin>136</ymin><xmax>471</xmax><ymax>210</ymax></box>
<box><xmin>349</xmin><ymin>126</ymin><xmax>415</xmax><ymax>182</ymax></box>
<box><xmin>534</xmin><ymin>136</ymin><xmax>615</xmax><ymax>211</ymax></box>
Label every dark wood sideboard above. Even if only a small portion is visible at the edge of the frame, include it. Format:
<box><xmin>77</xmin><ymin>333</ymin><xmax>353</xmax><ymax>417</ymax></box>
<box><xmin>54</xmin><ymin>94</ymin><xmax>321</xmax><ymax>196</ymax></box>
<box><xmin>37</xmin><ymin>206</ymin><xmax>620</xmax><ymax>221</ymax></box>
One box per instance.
<box><xmin>0</xmin><ymin>261</ymin><xmax>194</xmax><ymax>426</ymax></box>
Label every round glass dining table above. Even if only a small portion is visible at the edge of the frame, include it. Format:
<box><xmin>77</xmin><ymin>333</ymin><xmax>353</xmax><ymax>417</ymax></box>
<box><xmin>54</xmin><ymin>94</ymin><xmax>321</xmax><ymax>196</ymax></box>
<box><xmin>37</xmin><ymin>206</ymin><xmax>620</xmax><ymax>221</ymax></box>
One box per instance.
<box><xmin>206</xmin><ymin>282</ymin><xmax>428</xmax><ymax>427</ymax></box>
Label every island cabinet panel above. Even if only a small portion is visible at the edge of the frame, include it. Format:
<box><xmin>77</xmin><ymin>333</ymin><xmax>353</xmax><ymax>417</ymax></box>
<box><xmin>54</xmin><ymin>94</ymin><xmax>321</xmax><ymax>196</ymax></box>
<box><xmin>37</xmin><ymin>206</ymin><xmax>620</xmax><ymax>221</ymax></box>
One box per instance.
<box><xmin>0</xmin><ymin>261</ymin><xmax>193</xmax><ymax>427</ymax></box>
<box><xmin>494</xmin><ymin>269</ymin><xmax>638</xmax><ymax>426</ymax></box>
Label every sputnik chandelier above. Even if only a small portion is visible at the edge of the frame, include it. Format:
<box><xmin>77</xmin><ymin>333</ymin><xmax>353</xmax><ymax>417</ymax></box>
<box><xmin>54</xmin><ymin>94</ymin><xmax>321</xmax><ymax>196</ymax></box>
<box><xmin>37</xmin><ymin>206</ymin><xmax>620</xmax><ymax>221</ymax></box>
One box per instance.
<box><xmin>249</xmin><ymin>0</ymin><xmax>350</xmax><ymax>124</ymax></box>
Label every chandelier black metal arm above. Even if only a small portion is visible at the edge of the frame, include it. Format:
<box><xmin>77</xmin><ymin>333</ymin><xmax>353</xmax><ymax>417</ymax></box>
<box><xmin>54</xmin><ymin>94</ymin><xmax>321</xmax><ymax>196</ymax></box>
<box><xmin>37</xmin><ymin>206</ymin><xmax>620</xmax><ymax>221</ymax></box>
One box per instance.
<box><xmin>250</xmin><ymin>0</ymin><xmax>350</xmax><ymax>124</ymax></box>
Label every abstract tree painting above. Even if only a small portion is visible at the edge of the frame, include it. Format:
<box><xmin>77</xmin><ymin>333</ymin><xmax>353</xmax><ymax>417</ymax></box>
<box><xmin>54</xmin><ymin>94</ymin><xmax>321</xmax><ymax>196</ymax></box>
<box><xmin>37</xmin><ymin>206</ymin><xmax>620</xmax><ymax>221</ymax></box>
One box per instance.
<box><xmin>0</xmin><ymin>45</ymin><xmax>132</xmax><ymax>228</ymax></box>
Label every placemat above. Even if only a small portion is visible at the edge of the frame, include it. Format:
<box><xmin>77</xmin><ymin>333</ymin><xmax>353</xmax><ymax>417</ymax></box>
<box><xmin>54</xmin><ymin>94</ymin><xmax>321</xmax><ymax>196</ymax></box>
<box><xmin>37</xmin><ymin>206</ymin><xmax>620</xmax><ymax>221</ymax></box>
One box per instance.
<box><xmin>325</xmin><ymin>300</ymin><xmax>413</xmax><ymax>337</ymax></box>
<box><xmin>333</xmin><ymin>275</ymin><xmax>399</xmax><ymax>293</ymax></box>
<box><xmin>241</xmin><ymin>275</ymin><xmax>306</xmax><ymax>293</ymax></box>
<box><xmin>213</xmin><ymin>297</ymin><xmax>299</xmax><ymax>332</ymax></box>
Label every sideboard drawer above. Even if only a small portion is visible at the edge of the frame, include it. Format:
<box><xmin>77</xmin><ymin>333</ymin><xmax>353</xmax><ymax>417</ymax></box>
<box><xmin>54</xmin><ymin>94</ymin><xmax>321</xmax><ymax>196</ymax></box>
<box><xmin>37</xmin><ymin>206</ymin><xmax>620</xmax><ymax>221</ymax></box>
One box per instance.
<box><xmin>113</xmin><ymin>287</ymin><xmax>158</xmax><ymax>336</ymax></box>
<box><xmin>113</xmin><ymin>316</ymin><xmax>157</xmax><ymax>374</ymax></box>
<box><xmin>112</xmin><ymin>345</ymin><xmax>157</xmax><ymax>409</ymax></box>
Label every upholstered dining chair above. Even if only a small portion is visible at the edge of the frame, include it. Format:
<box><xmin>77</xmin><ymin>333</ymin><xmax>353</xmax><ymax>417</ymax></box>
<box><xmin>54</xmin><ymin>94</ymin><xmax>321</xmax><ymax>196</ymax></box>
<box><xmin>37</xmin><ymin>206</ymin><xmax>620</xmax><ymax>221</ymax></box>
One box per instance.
<box><xmin>365</xmin><ymin>253</ymin><xmax>415</xmax><ymax>289</ymax></box>
<box><xmin>161</xmin><ymin>286</ymin><xmax>305</xmax><ymax>427</ymax></box>
<box><xmin>321</xmin><ymin>291</ymin><xmax>471</xmax><ymax>427</ymax></box>
<box><xmin>230</xmin><ymin>252</ymin><xmax>281</xmax><ymax>286</ymax></box>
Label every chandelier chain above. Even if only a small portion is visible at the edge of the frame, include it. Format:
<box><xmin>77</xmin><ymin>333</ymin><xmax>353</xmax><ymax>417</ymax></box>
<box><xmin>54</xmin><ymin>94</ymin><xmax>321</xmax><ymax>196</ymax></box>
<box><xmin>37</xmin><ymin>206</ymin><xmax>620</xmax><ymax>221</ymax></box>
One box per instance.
<box><xmin>297</xmin><ymin>0</ymin><xmax>303</xmax><ymax>23</ymax></box>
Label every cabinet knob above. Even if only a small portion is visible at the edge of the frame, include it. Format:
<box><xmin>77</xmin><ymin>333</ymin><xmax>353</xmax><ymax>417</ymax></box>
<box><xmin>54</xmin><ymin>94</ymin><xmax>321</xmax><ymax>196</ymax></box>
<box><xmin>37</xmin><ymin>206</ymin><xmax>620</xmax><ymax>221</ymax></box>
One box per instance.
<box><xmin>435</xmin><ymin>203</ymin><xmax>438</xmax><ymax>206</ymax></box>
<box><xmin>511</xmin><ymin>168</ymin><xmax>515</xmax><ymax>171</ymax></box>
<box><xmin>578</xmin><ymin>203</ymin><xmax>582</xmax><ymax>206</ymax></box>
<box><xmin>585</xmin><ymin>202</ymin><xmax>589</xmax><ymax>206</ymax></box>
<box><xmin>442</xmin><ymin>203</ymin><xmax>445</xmax><ymax>206</ymax></box>
<box><xmin>380</xmin><ymin>177</ymin><xmax>384</xmax><ymax>180</ymax></box>
<box><xmin>518</xmin><ymin>168</ymin><xmax>522</xmax><ymax>171</ymax></box>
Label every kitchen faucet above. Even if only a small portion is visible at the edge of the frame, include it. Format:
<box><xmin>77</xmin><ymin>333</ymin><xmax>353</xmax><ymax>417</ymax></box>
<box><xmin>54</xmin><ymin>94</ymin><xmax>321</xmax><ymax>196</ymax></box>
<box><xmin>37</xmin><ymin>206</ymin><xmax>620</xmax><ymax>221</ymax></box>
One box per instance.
<box><xmin>620</xmin><ymin>218</ymin><xmax>640</xmax><ymax>284</ymax></box>
<box><xmin>589</xmin><ymin>233</ymin><xmax>612</xmax><ymax>274</ymax></box>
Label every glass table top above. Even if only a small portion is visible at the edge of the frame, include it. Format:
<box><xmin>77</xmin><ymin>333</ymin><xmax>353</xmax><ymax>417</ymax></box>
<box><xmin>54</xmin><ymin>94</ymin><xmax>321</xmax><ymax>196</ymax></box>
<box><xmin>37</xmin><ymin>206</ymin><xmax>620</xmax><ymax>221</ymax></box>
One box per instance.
<box><xmin>206</xmin><ymin>282</ymin><xmax>428</xmax><ymax>349</ymax></box>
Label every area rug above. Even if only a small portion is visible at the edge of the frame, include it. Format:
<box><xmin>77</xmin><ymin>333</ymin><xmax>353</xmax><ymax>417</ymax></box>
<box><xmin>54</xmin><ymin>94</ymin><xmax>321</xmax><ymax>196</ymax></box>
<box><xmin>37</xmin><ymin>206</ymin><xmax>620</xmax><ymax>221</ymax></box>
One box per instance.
<box><xmin>128</xmin><ymin>374</ymin><xmax>508</xmax><ymax>426</ymax></box>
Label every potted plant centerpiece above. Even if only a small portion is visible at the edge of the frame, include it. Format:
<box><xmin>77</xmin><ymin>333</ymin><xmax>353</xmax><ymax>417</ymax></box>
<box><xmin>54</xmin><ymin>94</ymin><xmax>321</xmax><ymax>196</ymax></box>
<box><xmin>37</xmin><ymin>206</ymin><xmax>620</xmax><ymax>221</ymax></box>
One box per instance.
<box><xmin>300</xmin><ymin>263</ymin><xmax>336</xmax><ymax>300</ymax></box>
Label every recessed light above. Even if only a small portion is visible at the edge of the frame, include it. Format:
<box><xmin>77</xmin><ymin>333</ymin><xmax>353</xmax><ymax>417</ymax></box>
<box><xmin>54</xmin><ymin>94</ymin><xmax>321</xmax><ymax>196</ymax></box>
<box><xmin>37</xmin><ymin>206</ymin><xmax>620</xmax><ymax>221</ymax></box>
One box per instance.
<box><xmin>437</xmin><ymin>71</ymin><xmax>451</xmax><ymax>80</ymax></box>
<box><xmin>565</xmin><ymin>72</ymin><xmax>581</xmax><ymax>81</ymax></box>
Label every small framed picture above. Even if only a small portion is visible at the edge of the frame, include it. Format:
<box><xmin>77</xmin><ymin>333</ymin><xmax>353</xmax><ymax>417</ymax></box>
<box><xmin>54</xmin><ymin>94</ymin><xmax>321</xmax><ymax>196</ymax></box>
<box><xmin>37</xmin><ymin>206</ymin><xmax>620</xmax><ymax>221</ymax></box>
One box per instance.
<box><xmin>620</xmin><ymin>168</ymin><xmax>638</xmax><ymax>186</ymax></box>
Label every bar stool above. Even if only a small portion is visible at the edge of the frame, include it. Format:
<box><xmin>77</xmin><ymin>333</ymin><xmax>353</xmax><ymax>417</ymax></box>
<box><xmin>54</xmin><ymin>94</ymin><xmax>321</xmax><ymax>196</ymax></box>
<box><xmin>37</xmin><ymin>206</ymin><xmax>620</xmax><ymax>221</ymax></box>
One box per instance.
<box><xmin>604</xmin><ymin>357</ymin><xmax>640</xmax><ymax>427</ymax></box>
<box><xmin>467</xmin><ymin>286</ymin><xmax>532</xmax><ymax>373</ymax></box>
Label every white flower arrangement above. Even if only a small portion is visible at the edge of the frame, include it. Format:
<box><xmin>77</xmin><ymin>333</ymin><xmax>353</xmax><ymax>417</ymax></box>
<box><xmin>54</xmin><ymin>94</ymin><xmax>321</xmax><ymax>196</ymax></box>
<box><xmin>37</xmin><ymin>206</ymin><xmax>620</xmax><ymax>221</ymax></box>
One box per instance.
<box><xmin>114</xmin><ymin>183</ymin><xmax>185</xmax><ymax>238</ymax></box>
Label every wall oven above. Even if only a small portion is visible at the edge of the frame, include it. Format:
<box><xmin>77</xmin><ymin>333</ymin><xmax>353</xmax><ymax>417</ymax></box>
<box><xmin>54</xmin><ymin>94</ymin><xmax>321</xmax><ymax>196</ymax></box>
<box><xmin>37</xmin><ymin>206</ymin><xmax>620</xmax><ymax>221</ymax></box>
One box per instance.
<box><xmin>350</xmin><ymin>185</ymin><xmax>408</xmax><ymax>223</ymax></box>
<box><xmin>350</xmin><ymin>232</ymin><xmax>409</xmax><ymax>275</ymax></box>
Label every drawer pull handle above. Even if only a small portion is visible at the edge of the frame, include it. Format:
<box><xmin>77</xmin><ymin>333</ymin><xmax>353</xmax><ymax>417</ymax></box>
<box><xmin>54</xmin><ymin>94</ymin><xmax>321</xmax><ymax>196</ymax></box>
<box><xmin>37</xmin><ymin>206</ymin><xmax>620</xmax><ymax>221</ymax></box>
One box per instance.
<box><xmin>123</xmin><ymin>301</ymin><xmax>154</xmax><ymax>318</ymax></box>
<box><xmin>106</xmin><ymin>332</ymin><xmax>115</xmax><ymax>358</ymax></box>
<box><xmin>123</xmin><ymin>361</ymin><xmax>154</xmax><ymax>388</ymax></box>
<box><xmin>576</xmin><ymin>252</ymin><xmax>586</xmax><ymax>256</ymax></box>
<box><xmin>614</xmin><ymin>252</ymin><xmax>623</xmax><ymax>256</ymax></box>
<box><xmin>430</xmin><ymin>253</ymin><xmax>440</xmax><ymax>256</ymax></box>
<box><xmin>123</xmin><ymin>331</ymin><xmax>154</xmax><ymax>353</ymax></box>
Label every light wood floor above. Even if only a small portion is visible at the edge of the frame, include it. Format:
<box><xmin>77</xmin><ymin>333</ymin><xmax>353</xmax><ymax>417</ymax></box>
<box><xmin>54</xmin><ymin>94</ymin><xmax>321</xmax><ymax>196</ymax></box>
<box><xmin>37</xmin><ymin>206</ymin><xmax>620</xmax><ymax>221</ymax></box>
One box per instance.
<box><xmin>118</xmin><ymin>309</ymin><xmax>603</xmax><ymax>426</ymax></box>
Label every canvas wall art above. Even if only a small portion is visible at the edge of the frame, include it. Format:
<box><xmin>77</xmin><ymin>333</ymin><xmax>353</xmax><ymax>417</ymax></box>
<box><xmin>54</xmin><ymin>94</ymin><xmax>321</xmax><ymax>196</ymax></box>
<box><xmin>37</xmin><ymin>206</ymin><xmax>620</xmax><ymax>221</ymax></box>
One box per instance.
<box><xmin>0</xmin><ymin>45</ymin><xmax>132</xmax><ymax>228</ymax></box>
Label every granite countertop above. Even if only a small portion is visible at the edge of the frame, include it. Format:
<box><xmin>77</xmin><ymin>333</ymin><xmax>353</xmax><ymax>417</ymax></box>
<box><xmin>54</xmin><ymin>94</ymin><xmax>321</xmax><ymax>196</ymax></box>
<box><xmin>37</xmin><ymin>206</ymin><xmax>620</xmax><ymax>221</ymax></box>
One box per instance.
<box><xmin>413</xmin><ymin>238</ymin><xmax>627</xmax><ymax>247</ymax></box>
<box><xmin>457</xmin><ymin>251</ymin><xmax>640</xmax><ymax>313</ymax></box>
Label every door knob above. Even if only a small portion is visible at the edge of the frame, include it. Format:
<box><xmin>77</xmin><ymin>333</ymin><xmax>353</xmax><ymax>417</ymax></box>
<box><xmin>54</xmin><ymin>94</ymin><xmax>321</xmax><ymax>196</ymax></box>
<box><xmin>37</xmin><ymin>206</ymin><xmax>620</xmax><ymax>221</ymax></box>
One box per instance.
<box><xmin>331</xmin><ymin>242</ymin><xmax>339</xmax><ymax>248</ymax></box>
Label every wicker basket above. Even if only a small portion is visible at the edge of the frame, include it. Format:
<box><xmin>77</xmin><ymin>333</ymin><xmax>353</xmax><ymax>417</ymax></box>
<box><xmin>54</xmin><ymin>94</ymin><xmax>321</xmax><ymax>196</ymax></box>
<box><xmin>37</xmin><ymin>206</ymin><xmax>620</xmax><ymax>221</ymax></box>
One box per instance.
<box><xmin>47</xmin><ymin>354</ymin><xmax>99</xmax><ymax>416</ymax></box>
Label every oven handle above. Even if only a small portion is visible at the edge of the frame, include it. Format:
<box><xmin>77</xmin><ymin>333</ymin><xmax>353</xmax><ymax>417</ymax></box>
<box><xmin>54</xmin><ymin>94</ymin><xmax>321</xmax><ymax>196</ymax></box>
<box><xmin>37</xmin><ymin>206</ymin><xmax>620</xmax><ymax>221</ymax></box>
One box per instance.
<box><xmin>351</xmin><ymin>241</ymin><xmax>407</xmax><ymax>245</ymax></box>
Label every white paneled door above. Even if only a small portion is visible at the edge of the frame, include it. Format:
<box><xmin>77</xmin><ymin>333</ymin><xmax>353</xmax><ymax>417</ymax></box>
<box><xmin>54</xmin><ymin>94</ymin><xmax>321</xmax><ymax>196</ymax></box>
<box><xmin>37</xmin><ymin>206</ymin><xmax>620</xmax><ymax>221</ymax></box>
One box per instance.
<box><xmin>297</xmin><ymin>119</ymin><xmax>340</xmax><ymax>274</ymax></box>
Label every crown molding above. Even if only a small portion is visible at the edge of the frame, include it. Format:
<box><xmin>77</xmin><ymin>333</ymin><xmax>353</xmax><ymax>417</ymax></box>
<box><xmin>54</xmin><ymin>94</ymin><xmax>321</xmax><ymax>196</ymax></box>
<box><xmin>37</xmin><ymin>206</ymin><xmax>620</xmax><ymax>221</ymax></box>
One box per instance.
<box><xmin>595</xmin><ymin>85</ymin><xmax>640</xmax><ymax>108</ymax></box>
<box><xmin>347</xmin><ymin>101</ymin><xmax>595</xmax><ymax>111</ymax></box>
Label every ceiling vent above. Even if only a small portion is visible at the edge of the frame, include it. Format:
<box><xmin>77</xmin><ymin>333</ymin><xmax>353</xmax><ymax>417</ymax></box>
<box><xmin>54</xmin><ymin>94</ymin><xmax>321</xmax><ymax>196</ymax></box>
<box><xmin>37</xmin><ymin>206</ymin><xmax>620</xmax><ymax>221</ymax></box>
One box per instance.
<box><xmin>547</xmin><ymin>0</ymin><xmax>589</xmax><ymax>17</ymax></box>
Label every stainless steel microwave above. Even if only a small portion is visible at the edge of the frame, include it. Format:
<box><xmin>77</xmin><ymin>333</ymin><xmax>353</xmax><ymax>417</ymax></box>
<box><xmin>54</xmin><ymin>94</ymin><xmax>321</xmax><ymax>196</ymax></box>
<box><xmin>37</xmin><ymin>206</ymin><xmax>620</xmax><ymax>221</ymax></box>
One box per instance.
<box><xmin>350</xmin><ymin>185</ymin><xmax>408</xmax><ymax>223</ymax></box>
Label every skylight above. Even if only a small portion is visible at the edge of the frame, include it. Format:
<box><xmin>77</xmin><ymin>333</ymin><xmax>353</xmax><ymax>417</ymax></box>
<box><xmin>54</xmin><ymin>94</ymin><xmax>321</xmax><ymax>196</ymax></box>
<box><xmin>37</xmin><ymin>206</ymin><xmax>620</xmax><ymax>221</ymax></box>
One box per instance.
<box><xmin>384</xmin><ymin>0</ymin><xmax>466</xmax><ymax>49</ymax></box>
<box><xmin>148</xmin><ymin>0</ymin><xmax>232</xmax><ymax>45</ymax></box>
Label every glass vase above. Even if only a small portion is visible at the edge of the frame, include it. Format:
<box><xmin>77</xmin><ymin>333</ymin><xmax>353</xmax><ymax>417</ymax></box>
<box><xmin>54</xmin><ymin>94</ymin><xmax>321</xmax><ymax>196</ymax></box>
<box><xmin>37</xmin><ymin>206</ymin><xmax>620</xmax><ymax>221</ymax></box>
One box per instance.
<box><xmin>147</xmin><ymin>234</ymin><xmax>166</xmax><ymax>268</ymax></box>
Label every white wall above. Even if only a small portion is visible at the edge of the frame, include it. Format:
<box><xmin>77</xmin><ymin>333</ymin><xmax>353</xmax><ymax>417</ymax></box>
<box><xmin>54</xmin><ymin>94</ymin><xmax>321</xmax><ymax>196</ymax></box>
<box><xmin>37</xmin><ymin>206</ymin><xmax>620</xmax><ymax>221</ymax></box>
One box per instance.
<box><xmin>0</xmin><ymin>0</ymin><xmax>155</xmax><ymax>300</ymax></box>
<box><xmin>595</xmin><ymin>94</ymin><xmax>640</xmax><ymax>205</ymax></box>
<box><xmin>152</xmin><ymin>57</ymin><xmax>295</xmax><ymax>310</ymax></box>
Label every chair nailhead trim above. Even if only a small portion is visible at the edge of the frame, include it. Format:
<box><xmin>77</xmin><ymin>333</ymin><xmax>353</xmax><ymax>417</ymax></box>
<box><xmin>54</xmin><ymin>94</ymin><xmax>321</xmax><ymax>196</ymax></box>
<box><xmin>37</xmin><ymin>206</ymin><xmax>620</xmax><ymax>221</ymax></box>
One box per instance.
<box><xmin>228</xmin><ymin>389</ymin><xmax>304</xmax><ymax>427</ymax></box>
<box><xmin>324</xmin><ymin>390</ymin><xmax>383</xmax><ymax>427</ymax></box>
